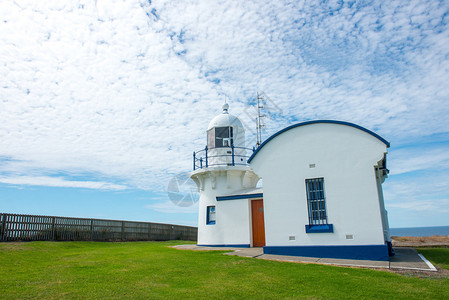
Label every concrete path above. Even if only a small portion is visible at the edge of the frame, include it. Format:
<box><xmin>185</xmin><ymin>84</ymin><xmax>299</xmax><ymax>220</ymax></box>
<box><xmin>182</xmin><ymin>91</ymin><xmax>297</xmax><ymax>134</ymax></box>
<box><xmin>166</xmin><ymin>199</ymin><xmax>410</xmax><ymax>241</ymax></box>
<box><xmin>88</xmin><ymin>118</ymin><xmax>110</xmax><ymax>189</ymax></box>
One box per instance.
<box><xmin>172</xmin><ymin>245</ymin><xmax>437</xmax><ymax>271</ymax></box>
<box><xmin>389</xmin><ymin>247</ymin><xmax>437</xmax><ymax>271</ymax></box>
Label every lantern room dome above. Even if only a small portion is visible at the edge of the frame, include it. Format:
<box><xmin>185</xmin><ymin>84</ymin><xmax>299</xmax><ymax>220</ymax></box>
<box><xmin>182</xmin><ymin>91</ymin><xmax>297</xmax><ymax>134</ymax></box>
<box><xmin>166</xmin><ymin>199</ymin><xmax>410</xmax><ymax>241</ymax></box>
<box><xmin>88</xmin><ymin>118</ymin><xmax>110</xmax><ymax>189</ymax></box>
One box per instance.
<box><xmin>207</xmin><ymin>103</ymin><xmax>244</xmax><ymax>131</ymax></box>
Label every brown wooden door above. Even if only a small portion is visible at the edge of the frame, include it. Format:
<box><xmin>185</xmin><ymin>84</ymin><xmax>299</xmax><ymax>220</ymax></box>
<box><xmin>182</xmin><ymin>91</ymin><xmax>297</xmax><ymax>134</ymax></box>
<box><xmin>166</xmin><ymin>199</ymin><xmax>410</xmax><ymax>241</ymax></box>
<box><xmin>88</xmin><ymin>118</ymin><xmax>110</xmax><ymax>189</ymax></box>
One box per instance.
<box><xmin>251</xmin><ymin>199</ymin><xmax>265</xmax><ymax>247</ymax></box>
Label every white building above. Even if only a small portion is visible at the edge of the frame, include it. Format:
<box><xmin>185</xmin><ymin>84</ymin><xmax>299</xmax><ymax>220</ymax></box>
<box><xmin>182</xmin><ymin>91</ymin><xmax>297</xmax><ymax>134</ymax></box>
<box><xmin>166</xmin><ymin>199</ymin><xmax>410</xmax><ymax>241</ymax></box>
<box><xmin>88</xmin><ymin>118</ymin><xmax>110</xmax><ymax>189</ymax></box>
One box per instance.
<box><xmin>191</xmin><ymin>104</ymin><xmax>393</xmax><ymax>261</ymax></box>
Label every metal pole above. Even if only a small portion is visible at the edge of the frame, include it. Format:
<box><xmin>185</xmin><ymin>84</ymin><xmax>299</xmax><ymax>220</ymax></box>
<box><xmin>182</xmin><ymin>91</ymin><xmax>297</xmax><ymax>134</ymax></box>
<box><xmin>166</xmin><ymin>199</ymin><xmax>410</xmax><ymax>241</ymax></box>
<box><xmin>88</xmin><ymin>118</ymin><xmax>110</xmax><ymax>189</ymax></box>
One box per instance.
<box><xmin>200</xmin><ymin>157</ymin><xmax>203</xmax><ymax>169</ymax></box>
<box><xmin>193</xmin><ymin>151</ymin><xmax>196</xmax><ymax>170</ymax></box>
<box><xmin>205</xmin><ymin>146</ymin><xmax>208</xmax><ymax>168</ymax></box>
<box><xmin>231</xmin><ymin>144</ymin><xmax>235</xmax><ymax>166</ymax></box>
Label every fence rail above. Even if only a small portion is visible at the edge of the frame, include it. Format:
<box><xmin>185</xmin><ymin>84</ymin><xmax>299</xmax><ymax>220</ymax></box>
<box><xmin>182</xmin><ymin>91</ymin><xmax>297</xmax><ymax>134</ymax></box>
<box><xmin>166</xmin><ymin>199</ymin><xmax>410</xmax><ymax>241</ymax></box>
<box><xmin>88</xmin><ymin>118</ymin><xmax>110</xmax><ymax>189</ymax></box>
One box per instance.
<box><xmin>193</xmin><ymin>145</ymin><xmax>255</xmax><ymax>170</ymax></box>
<box><xmin>0</xmin><ymin>213</ymin><xmax>197</xmax><ymax>242</ymax></box>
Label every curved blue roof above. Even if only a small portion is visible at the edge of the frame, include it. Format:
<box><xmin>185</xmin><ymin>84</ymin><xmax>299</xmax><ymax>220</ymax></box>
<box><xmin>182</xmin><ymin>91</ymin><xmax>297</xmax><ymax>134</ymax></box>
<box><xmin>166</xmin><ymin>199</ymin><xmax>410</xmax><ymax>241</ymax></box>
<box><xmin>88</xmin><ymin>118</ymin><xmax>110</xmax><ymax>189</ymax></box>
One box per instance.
<box><xmin>247</xmin><ymin>120</ymin><xmax>390</xmax><ymax>163</ymax></box>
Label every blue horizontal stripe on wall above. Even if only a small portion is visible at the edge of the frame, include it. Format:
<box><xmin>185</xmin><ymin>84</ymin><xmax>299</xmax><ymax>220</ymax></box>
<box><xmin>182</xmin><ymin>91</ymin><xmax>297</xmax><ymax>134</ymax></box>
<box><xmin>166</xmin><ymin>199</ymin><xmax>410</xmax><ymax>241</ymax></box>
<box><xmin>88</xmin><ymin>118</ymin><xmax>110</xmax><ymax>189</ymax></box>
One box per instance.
<box><xmin>216</xmin><ymin>193</ymin><xmax>263</xmax><ymax>201</ymax></box>
<box><xmin>197</xmin><ymin>244</ymin><xmax>250</xmax><ymax>248</ymax></box>
<box><xmin>248</xmin><ymin>120</ymin><xmax>390</xmax><ymax>163</ymax></box>
<box><xmin>263</xmin><ymin>244</ymin><xmax>389</xmax><ymax>261</ymax></box>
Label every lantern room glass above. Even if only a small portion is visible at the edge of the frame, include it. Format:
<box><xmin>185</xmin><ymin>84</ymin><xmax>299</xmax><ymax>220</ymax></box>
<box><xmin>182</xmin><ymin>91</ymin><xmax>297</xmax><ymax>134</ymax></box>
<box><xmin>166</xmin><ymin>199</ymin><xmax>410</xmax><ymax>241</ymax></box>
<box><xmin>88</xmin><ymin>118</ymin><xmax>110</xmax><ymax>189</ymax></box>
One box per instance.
<box><xmin>207</xmin><ymin>127</ymin><xmax>233</xmax><ymax>148</ymax></box>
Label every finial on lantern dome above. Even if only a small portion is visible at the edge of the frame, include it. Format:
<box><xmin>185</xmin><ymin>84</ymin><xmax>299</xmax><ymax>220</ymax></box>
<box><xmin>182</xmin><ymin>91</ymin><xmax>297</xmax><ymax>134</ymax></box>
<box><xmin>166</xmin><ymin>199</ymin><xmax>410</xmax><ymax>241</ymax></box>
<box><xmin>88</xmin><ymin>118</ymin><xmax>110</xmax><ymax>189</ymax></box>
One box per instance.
<box><xmin>222</xmin><ymin>102</ymin><xmax>229</xmax><ymax>114</ymax></box>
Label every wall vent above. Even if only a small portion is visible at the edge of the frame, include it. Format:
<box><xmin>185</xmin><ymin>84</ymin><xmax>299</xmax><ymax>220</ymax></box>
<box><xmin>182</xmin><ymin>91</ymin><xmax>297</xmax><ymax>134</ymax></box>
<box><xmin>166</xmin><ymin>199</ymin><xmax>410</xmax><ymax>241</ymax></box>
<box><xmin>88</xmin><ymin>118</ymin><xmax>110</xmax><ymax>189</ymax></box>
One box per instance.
<box><xmin>345</xmin><ymin>234</ymin><xmax>354</xmax><ymax>240</ymax></box>
<box><xmin>289</xmin><ymin>235</ymin><xmax>296</xmax><ymax>241</ymax></box>
<box><xmin>309</xmin><ymin>164</ymin><xmax>316</xmax><ymax>168</ymax></box>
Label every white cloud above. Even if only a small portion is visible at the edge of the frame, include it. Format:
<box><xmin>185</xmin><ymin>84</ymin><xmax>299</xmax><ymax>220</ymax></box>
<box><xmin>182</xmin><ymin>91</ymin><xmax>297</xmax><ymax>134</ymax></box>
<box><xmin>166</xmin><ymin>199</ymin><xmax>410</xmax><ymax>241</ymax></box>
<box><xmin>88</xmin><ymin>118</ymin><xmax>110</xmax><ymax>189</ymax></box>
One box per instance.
<box><xmin>0</xmin><ymin>0</ymin><xmax>449</xmax><ymax>199</ymax></box>
<box><xmin>145</xmin><ymin>200</ymin><xmax>198</xmax><ymax>214</ymax></box>
<box><xmin>0</xmin><ymin>175</ymin><xmax>127</xmax><ymax>190</ymax></box>
<box><xmin>388</xmin><ymin>199</ymin><xmax>449</xmax><ymax>213</ymax></box>
<box><xmin>388</xmin><ymin>146</ymin><xmax>449</xmax><ymax>175</ymax></box>
<box><xmin>385</xmin><ymin>169</ymin><xmax>449</xmax><ymax>202</ymax></box>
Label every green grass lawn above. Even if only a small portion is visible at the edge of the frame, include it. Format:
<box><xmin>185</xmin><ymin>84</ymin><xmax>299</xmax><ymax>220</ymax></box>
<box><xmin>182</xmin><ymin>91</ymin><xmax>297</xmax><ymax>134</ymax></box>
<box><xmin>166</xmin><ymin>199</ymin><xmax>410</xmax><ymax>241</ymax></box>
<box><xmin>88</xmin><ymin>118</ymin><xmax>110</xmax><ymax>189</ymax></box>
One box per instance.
<box><xmin>0</xmin><ymin>241</ymin><xmax>448</xmax><ymax>299</ymax></box>
<box><xmin>418</xmin><ymin>248</ymin><xmax>449</xmax><ymax>271</ymax></box>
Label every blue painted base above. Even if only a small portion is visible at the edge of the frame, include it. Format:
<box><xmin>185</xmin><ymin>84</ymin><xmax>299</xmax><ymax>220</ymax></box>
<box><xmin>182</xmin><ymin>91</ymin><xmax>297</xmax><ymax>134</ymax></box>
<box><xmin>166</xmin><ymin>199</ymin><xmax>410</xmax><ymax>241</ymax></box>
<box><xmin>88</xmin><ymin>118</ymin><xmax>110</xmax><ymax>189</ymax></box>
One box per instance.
<box><xmin>264</xmin><ymin>244</ymin><xmax>390</xmax><ymax>261</ymax></box>
<box><xmin>197</xmin><ymin>244</ymin><xmax>250</xmax><ymax>248</ymax></box>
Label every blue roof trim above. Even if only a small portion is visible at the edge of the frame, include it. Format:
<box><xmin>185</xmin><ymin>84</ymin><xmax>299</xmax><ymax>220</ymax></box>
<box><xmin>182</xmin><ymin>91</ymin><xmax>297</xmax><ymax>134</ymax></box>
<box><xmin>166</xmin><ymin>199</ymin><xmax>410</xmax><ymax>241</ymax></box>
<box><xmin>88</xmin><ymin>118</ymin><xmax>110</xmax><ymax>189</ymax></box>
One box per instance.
<box><xmin>216</xmin><ymin>193</ymin><xmax>263</xmax><ymax>201</ymax></box>
<box><xmin>248</xmin><ymin>120</ymin><xmax>390</xmax><ymax>163</ymax></box>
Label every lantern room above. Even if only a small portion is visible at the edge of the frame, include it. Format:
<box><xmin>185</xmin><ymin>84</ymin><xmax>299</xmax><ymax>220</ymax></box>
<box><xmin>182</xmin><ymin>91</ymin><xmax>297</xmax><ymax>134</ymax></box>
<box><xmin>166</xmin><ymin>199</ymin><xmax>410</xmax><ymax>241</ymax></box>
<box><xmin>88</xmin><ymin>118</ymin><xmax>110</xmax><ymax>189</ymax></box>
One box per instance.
<box><xmin>206</xmin><ymin>103</ymin><xmax>245</xmax><ymax>149</ymax></box>
<box><xmin>193</xmin><ymin>103</ymin><xmax>250</xmax><ymax>169</ymax></box>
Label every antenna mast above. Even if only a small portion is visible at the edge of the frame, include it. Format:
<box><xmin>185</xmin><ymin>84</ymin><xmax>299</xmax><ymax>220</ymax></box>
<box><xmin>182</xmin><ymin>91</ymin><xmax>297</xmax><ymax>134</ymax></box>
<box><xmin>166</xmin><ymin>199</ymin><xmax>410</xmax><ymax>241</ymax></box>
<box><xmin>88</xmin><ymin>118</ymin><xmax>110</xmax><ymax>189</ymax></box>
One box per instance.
<box><xmin>256</xmin><ymin>92</ymin><xmax>265</xmax><ymax>147</ymax></box>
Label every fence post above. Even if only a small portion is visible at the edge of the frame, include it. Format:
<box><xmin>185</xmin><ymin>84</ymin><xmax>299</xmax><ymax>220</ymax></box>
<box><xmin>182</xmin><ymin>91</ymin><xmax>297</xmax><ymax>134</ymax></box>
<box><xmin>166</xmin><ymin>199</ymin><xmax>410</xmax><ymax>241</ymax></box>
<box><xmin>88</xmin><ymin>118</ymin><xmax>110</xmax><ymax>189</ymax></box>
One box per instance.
<box><xmin>0</xmin><ymin>214</ymin><xmax>5</xmax><ymax>241</ymax></box>
<box><xmin>51</xmin><ymin>217</ymin><xmax>56</xmax><ymax>241</ymax></box>
<box><xmin>121</xmin><ymin>221</ymin><xmax>125</xmax><ymax>241</ymax></box>
<box><xmin>90</xmin><ymin>219</ymin><xmax>94</xmax><ymax>241</ymax></box>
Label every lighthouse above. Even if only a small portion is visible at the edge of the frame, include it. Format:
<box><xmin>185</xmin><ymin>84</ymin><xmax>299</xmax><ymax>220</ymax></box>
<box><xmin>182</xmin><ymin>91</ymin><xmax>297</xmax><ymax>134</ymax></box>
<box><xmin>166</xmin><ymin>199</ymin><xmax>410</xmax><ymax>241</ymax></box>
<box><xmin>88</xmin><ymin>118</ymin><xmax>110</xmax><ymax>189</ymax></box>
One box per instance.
<box><xmin>190</xmin><ymin>103</ymin><xmax>261</xmax><ymax>247</ymax></box>
<box><xmin>189</xmin><ymin>103</ymin><xmax>392</xmax><ymax>260</ymax></box>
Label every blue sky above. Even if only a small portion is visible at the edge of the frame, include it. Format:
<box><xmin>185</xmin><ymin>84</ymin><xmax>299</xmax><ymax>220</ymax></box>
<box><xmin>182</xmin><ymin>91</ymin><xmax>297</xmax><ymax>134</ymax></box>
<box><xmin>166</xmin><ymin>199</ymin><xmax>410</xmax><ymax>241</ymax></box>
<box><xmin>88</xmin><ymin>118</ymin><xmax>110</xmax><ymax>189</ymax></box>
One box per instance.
<box><xmin>1</xmin><ymin>0</ymin><xmax>448</xmax><ymax>228</ymax></box>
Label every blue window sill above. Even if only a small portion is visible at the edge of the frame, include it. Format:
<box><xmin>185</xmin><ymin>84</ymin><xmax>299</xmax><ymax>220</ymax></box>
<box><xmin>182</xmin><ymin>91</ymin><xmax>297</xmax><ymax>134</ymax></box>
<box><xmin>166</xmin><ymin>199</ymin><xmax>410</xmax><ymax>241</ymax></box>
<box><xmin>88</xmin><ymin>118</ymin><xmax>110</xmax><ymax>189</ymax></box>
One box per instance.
<box><xmin>206</xmin><ymin>221</ymin><xmax>216</xmax><ymax>225</ymax></box>
<box><xmin>305</xmin><ymin>224</ymin><xmax>333</xmax><ymax>233</ymax></box>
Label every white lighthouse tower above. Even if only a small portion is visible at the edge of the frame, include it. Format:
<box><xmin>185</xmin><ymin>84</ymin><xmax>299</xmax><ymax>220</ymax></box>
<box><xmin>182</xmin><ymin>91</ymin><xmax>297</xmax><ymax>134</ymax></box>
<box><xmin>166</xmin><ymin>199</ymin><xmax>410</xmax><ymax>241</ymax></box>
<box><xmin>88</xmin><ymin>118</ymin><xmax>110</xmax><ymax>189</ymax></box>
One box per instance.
<box><xmin>190</xmin><ymin>103</ymin><xmax>260</xmax><ymax>247</ymax></box>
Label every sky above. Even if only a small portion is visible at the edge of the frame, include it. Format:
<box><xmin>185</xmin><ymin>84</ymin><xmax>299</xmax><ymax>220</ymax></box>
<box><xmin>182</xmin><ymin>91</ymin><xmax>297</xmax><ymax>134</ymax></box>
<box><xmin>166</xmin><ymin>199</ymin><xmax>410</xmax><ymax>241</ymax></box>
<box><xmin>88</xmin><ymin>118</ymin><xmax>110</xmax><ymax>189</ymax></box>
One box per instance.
<box><xmin>1</xmin><ymin>0</ymin><xmax>448</xmax><ymax>228</ymax></box>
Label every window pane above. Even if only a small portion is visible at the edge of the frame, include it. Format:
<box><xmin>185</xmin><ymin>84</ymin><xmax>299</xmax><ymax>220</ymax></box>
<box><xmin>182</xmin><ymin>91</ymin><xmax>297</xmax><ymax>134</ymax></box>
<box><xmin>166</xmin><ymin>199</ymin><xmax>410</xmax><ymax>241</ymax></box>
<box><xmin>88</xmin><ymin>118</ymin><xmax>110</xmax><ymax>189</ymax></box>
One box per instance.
<box><xmin>319</xmin><ymin>201</ymin><xmax>325</xmax><ymax>210</ymax></box>
<box><xmin>207</xmin><ymin>129</ymin><xmax>215</xmax><ymax>148</ymax></box>
<box><xmin>207</xmin><ymin>206</ymin><xmax>216</xmax><ymax>224</ymax></box>
<box><xmin>209</xmin><ymin>211</ymin><xmax>216</xmax><ymax>222</ymax></box>
<box><xmin>215</xmin><ymin>127</ymin><xmax>229</xmax><ymax>138</ymax></box>
<box><xmin>215</xmin><ymin>127</ymin><xmax>233</xmax><ymax>148</ymax></box>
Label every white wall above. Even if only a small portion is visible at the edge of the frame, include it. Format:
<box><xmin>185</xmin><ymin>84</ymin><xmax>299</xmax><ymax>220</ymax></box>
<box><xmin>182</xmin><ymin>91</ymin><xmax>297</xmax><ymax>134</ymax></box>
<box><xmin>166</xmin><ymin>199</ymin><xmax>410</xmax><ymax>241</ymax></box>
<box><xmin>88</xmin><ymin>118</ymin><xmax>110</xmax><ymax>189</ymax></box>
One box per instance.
<box><xmin>250</xmin><ymin>123</ymin><xmax>388</xmax><ymax>247</ymax></box>
<box><xmin>193</xmin><ymin>167</ymin><xmax>256</xmax><ymax>246</ymax></box>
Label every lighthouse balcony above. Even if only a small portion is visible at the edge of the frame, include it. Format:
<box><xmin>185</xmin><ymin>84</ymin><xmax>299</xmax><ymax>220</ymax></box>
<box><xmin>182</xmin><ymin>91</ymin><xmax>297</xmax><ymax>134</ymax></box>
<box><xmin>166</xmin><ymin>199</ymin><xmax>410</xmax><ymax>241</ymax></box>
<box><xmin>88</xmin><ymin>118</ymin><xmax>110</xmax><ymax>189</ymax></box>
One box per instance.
<box><xmin>193</xmin><ymin>145</ymin><xmax>255</xmax><ymax>170</ymax></box>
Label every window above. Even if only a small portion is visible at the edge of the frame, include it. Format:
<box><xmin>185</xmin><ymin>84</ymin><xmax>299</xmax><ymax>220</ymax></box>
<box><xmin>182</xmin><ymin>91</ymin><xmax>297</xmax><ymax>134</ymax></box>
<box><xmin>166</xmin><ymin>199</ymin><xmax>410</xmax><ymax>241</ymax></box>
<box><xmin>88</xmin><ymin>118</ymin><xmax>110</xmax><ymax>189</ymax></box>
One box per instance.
<box><xmin>306</xmin><ymin>178</ymin><xmax>327</xmax><ymax>224</ymax></box>
<box><xmin>207</xmin><ymin>129</ymin><xmax>215</xmax><ymax>148</ymax></box>
<box><xmin>206</xmin><ymin>206</ymin><xmax>216</xmax><ymax>225</ymax></box>
<box><xmin>305</xmin><ymin>178</ymin><xmax>333</xmax><ymax>233</ymax></box>
<box><xmin>207</xmin><ymin>127</ymin><xmax>233</xmax><ymax>148</ymax></box>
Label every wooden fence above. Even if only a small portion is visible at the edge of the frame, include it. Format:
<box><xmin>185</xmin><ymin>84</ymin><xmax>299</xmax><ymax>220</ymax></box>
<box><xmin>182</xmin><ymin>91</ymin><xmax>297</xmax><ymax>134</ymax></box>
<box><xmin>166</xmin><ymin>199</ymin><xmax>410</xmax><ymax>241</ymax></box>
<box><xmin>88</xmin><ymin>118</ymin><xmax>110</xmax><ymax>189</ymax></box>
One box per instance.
<box><xmin>0</xmin><ymin>213</ymin><xmax>197</xmax><ymax>242</ymax></box>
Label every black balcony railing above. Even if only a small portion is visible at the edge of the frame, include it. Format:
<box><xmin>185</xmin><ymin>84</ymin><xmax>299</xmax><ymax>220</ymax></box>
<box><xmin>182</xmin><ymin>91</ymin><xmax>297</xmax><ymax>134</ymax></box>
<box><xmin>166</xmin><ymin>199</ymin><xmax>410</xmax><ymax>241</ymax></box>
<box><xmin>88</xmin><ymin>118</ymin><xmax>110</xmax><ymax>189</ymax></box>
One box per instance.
<box><xmin>193</xmin><ymin>145</ymin><xmax>255</xmax><ymax>170</ymax></box>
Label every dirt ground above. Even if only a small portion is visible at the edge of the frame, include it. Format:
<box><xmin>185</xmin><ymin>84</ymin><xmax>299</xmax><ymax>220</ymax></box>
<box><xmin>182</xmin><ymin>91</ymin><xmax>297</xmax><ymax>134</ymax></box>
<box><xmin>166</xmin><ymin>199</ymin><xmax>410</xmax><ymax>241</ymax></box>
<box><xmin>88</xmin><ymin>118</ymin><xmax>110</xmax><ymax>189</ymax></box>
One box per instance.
<box><xmin>391</xmin><ymin>235</ymin><xmax>449</xmax><ymax>247</ymax></box>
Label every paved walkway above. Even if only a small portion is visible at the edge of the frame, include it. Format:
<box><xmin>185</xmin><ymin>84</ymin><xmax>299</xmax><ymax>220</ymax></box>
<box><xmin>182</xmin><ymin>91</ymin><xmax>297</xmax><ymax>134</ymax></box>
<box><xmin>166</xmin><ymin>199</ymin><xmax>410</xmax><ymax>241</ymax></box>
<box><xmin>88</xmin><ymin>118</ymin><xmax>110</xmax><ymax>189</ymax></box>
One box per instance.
<box><xmin>172</xmin><ymin>245</ymin><xmax>437</xmax><ymax>271</ymax></box>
